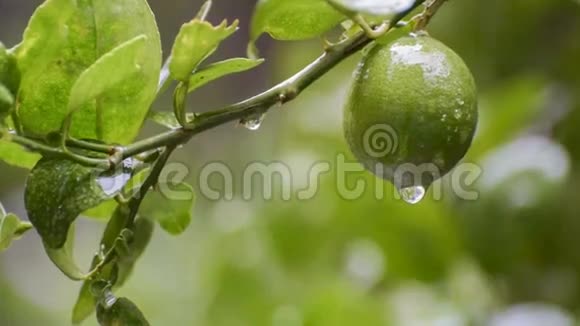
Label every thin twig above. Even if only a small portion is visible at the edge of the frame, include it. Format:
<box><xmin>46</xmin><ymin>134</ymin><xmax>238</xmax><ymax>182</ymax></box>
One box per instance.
<box><xmin>126</xmin><ymin>146</ymin><xmax>176</xmax><ymax>227</ymax></box>
<box><xmin>10</xmin><ymin>134</ymin><xmax>110</xmax><ymax>168</ymax></box>
<box><xmin>414</xmin><ymin>0</ymin><xmax>448</xmax><ymax>31</ymax></box>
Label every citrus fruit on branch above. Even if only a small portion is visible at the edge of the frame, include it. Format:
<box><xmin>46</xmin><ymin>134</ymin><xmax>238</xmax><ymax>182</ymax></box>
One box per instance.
<box><xmin>343</xmin><ymin>33</ymin><xmax>478</xmax><ymax>201</ymax></box>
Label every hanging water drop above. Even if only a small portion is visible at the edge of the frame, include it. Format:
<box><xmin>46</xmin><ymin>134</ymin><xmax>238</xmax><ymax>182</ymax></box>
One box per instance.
<box><xmin>240</xmin><ymin>113</ymin><xmax>265</xmax><ymax>131</ymax></box>
<box><xmin>102</xmin><ymin>289</ymin><xmax>118</xmax><ymax>310</ymax></box>
<box><xmin>398</xmin><ymin>185</ymin><xmax>426</xmax><ymax>204</ymax></box>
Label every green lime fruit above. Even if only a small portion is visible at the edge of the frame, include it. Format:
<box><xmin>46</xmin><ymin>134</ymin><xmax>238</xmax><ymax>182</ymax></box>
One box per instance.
<box><xmin>343</xmin><ymin>33</ymin><xmax>478</xmax><ymax>200</ymax></box>
<box><xmin>0</xmin><ymin>42</ymin><xmax>20</xmax><ymax>95</ymax></box>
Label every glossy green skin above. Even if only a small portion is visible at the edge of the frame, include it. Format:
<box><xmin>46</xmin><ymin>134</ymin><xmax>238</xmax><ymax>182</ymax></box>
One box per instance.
<box><xmin>344</xmin><ymin>35</ymin><xmax>478</xmax><ymax>188</ymax></box>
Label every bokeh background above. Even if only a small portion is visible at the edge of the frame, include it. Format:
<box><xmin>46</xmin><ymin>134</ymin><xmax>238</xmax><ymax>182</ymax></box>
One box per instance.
<box><xmin>2</xmin><ymin>0</ymin><xmax>580</xmax><ymax>325</ymax></box>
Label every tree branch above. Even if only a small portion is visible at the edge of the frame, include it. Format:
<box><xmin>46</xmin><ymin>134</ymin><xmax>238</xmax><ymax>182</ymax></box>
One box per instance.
<box><xmin>7</xmin><ymin>0</ymin><xmax>436</xmax><ymax>168</ymax></box>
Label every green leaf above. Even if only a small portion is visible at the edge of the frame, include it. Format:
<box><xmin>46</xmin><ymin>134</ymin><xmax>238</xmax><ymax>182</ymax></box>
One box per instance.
<box><xmin>0</xmin><ymin>116</ymin><xmax>41</xmax><ymax>169</ymax></box>
<box><xmin>0</xmin><ymin>40</ymin><xmax>22</xmax><ymax>95</ymax></box>
<box><xmin>16</xmin><ymin>0</ymin><xmax>162</xmax><ymax>144</ymax></box>
<box><xmin>0</xmin><ymin>41</ymin><xmax>19</xmax><ymax>119</ymax></box>
<box><xmin>82</xmin><ymin>200</ymin><xmax>119</xmax><ymax>221</ymax></box>
<box><xmin>24</xmin><ymin>158</ymin><xmax>120</xmax><ymax>248</ymax></box>
<box><xmin>148</xmin><ymin>111</ymin><xmax>195</xmax><ymax>130</ymax></box>
<box><xmin>73</xmin><ymin>282</ymin><xmax>99</xmax><ymax>324</ymax></box>
<box><xmin>73</xmin><ymin>216</ymin><xmax>153</xmax><ymax>324</ymax></box>
<box><xmin>0</xmin><ymin>137</ymin><xmax>41</xmax><ymax>169</ymax></box>
<box><xmin>140</xmin><ymin>182</ymin><xmax>195</xmax><ymax>235</ymax></box>
<box><xmin>327</xmin><ymin>0</ymin><xmax>415</xmax><ymax>16</ymax></box>
<box><xmin>73</xmin><ymin>205</ymin><xmax>130</xmax><ymax>324</ymax></box>
<box><xmin>96</xmin><ymin>297</ymin><xmax>150</xmax><ymax>326</ymax></box>
<box><xmin>0</xmin><ymin>84</ymin><xmax>14</xmax><ymax>119</ymax></box>
<box><xmin>44</xmin><ymin>226</ymin><xmax>88</xmax><ymax>280</ymax></box>
<box><xmin>13</xmin><ymin>0</ymin><xmax>76</xmax><ymax>76</ymax></box>
<box><xmin>67</xmin><ymin>35</ymin><xmax>148</xmax><ymax>117</ymax></box>
<box><xmin>250</xmin><ymin>0</ymin><xmax>345</xmax><ymax>42</ymax></box>
<box><xmin>169</xmin><ymin>19</ymin><xmax>239</xmax><ymax>81</ymax></box>
<box><xmin>116</xmin><ymin>218</ymin><xmax>154</xmax><ymax>286</ymax></box>
<box><xmin>188</xmin><ymin>58</ymin><xmax>264</xmax><ymax>93</ymax></box>
<box><xmin>0</xmin><ymin>206</ymin><xmax>33</xmax><ymax>252</ymax></box>
<box><xmin>0</xmin><ymin>42</ymin><xmax>20</xmax><ymax>118</ymax></box>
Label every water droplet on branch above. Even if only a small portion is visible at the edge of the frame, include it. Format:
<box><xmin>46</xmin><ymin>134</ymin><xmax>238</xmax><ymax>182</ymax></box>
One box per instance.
<box><xmin>240</xmin><ymin>113</ymin><xmax>266</xmax><ymax>131</ymax></box>
<box><xmin>102</xmin><ymin>289</ymin><xmax>118</xmax><ymax>310</ymax></box>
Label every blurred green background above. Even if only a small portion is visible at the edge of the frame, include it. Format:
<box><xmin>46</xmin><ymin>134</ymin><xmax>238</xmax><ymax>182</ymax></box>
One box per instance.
<box><xmin>2</xmin><ymin>0</ymin><xmax>580</xmax><ymax>325</ymax></box>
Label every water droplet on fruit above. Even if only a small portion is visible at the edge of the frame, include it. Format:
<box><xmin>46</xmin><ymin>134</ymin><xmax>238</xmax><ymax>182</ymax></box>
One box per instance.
<box><xmin>240</xmin><ymin>113</ymin><xmax>265</xmax><ymax>131</ymax></box>
<box><xmin>398</xmin><ymin>185</ymin><xmax>426</xmax><ymax>204</ymax></box>
<box><xmin>454</xmin><ymin>108</ymin><xmax>462</xmax><ymax>119</ymax></box>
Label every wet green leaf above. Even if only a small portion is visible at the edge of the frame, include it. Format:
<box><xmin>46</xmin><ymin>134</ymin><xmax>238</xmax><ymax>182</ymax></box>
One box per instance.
<box><xmin>0</xmin><ymin>205</ymin><xmax>33</xmax><ymax>252</ymax></box>
<box><xmin>96</xmin><ymin>297</ymin><xmax>150</xmax><ymax>326</ymax></box>
<box><xmin>16</xmin><ymin>0</ymin><xmax>162</xmax><ymax>144</ymax></box>
<box><xmin>327</xmin><ymin>0</ymin><xmax>415</xmax><ymax>16</ymax></box>
<box><xmin>250</xmin><ymin>0</ymin><xmax>345</xmax><ymax>43</ymax></box>
<box><xmin>140</xmin><ymin>183</ymin><xmax>195</xmax><ymax>235</ymax></box>
<box><xmin>24</xmin><ymin>158</ymin><xmax>116</xmax><ymax>248</ymax></box>
<box><xmin>43</xmin><ymin>163</ymin><xmax>142</xmax><ymax>279</ymax></box>
<box><xmin>188</xmin><ymin>58</ymin><xmax>264</xmax><ymax>93</ymax></box>
<box><xmin>169</xmin><ymin>19</ymin><xmax>238</xmax><ymax>81</ymax></box>
<box><xmin>67</xmin><ymin>35</ymin><xmax>148</xmax><ymax>124</ymax></box>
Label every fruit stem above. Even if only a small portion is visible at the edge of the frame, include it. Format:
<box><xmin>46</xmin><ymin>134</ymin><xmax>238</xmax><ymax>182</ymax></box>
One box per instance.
<box><xmin>414</xmin><ymin>0</ymin><xmax>449</xmax><ymax>31</ymax></box>
<box><xmin>352</xmin><ymin>15</ymin><xmax>390</xmax><ymax>39</ymax></box>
